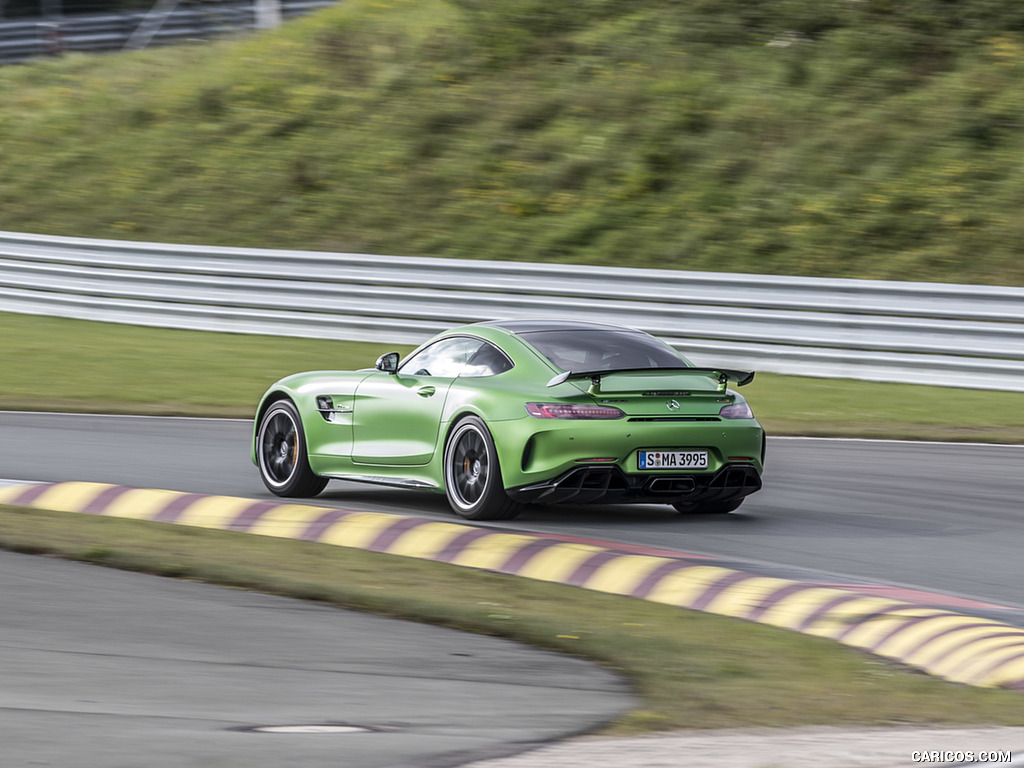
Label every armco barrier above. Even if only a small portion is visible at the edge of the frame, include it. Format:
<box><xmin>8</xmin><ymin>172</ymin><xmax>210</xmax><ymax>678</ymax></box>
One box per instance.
<box><xmin>1</xmin><ymin>230</ymin><xmax>1023</xmax><ymax>391</ymax></box>
<box><xmin>0</xmin><ymin>1</ymin><xmax>333</xmax><ymax>64</ymax></box>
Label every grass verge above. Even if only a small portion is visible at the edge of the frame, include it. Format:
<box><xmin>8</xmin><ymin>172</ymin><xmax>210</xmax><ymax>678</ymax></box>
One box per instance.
<box><xmin>2</xmin><ymin>504</ymin><xmax>1024</xmax><ymax>733</ymax></box>
<box><xmin>4</xmin><ymin>0</ymin><xmax>1024</xmax><ymax>286</ymax></box>
<box><xmin>3</xmin><ymin>311</ymin><xmax>1024</xmax><ymax>443</ymax></box>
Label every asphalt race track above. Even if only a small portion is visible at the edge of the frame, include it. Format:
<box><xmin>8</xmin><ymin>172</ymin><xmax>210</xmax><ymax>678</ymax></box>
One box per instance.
<box><xmin>1</xmin><ymin>411</ymin><xmax>1022</xmax><ymax>609</ymax></box>
<box><xmin>0</xmin><ymin>548</ymin><xmax>630</xmax><ymax>768</ymax></box>
<box><xmin>2</xmin><ymin>411</ymin><xmax>1024</xmax><ymax>766</ymax></box>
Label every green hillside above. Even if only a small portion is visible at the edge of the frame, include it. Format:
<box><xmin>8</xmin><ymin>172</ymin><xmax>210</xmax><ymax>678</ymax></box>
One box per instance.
<box><xmin>3</xmin><ymin>0</ymin><xmax>1024</xmax><ymax>284</ymax></box>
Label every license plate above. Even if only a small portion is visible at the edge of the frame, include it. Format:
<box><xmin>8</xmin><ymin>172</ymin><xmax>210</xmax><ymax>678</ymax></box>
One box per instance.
<box><xmin>638</xmin><ymin>450</ymin><xmax>708</xmax><ymax>470</ymax></box>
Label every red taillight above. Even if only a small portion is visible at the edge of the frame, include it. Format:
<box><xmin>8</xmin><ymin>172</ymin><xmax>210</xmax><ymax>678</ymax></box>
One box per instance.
<box><xmin>719</xmin><ymin>402</ymin><xmax>754</xmax><ymax>419</ymax></box>
<box><xmin>525</xmin><ymin>403</ymin><xmax>625</xmax><ymax>420</ymax></box>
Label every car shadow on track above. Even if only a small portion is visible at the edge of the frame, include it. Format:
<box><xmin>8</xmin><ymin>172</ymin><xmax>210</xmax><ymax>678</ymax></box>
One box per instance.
<box><xmin>315</xmin><ymin>483</ymin><xmax>765</xmax><ymax>528</ymax></box>
<box><xmin>515</xmin><ymin>503</ymin><xmax>764</xmax><ymax>526</ymax></box>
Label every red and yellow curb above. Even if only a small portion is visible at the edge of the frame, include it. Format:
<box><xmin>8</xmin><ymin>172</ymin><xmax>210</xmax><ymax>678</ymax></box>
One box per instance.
<box><xmin>4</xmin><ymin>480</ymin><xmax>1024</xmax><ymax>690</ymax></box>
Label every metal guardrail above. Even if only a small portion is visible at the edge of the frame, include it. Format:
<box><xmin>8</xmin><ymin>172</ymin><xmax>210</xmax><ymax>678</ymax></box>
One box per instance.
<box><xmin>0</xmin><ymin>1</ymin><xmax>333</xmax><ymax>64</ymax></box>
<box><xmin>2</xmin><ymin>230</ymin><xmax>1024</xmax><ymax>391</ymax></box>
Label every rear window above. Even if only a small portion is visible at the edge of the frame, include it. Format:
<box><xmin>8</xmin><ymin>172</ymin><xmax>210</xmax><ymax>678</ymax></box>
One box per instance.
<box><xmin>521</xmin><ymin>330</ymin><xmax>685</xmax><ymax>372</ymax></box>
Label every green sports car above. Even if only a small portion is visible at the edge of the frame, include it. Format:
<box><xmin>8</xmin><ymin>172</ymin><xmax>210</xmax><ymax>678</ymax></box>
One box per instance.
<box><xmin>252</xmin><ymin>319</ymin><xmax>765</xmax><ymax>520</ymax></box>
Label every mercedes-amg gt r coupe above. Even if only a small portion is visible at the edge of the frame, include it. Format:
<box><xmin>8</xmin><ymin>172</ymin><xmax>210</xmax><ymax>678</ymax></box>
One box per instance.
<box><xmin>253</xmin><ymin>319</ymin><xmax>765</xmax><ymax>520</ymax></box>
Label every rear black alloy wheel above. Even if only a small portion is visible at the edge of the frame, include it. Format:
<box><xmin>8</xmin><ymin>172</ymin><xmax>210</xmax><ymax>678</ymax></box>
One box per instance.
<box><xmin>672</xmin><ymin>498</ymin><xmax>744</xmax><ymax>515</ymax></box>
<box><xmin>443</xmin><ymin>416</ymin><xmax>519</xmax><ymax>520</ymax></box>
<box><xmin>257</xmin><ymin>399</ymin><xmax>328</xmax><ymax>497</ymax></box>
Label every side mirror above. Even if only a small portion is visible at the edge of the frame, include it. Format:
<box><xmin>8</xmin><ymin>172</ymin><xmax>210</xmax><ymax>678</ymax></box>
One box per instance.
<box><xmin>375</xmin><ymin>352</ymin><xmax>400</xmax><ymax>374</ymax></box>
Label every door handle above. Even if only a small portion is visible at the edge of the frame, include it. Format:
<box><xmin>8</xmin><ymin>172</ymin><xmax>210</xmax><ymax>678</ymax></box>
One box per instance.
<box><xmin>417</xmin><ymin>386</ymin><xmax>436</xmax><ymax>398</ymax></box>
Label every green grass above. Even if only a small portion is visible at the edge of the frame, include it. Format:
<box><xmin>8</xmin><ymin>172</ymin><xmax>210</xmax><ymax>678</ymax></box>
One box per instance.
<box><xmin>3</xmin><ymin>504</ymin><xmax>1024</xmax><ymax>733</ymax></box>
<box><xmin>4</xmin><ymin>311</ymin><xmax>1024</xmax><ymax>443</ymax></box>
<box><xmin>2</xmin><ymin>0</ymin><xmax>1024</xmax><ymax>284</ymax></box>
<box><xmin>0</xmin><ymin>312</ymin><xmax>413</xmax><ymax>416</ymax></box>
<box><xmin>745</xmin><ymin>373</ymin><xmax>1024</xmax><ymax>443</ymax></box>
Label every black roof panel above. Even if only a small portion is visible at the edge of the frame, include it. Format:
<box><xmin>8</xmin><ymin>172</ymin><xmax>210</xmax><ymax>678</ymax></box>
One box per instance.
<box><xmin>484</xmin><ymin>319</ymin><xmax>638</xmax><ymax>334</ymax></box>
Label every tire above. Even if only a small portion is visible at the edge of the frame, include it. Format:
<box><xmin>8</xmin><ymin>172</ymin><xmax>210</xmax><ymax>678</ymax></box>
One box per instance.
<box><xmin>443</xmin><ymin>416</ymin><xmax>520</xmax><ymax>520</ymax></box>
<box><xmin>672</xmin><ymin>498</ymin><xmax>744</xmax><ymax>515</ymax></box>
<box><xmin>257</xmin><ymin>399</ymin><xmax>328</xmax><ymax>498</ymax></box>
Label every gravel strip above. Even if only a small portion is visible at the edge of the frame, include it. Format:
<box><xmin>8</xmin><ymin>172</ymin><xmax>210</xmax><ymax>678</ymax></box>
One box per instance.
<box><xmin>467</xmin><ymin>727</ymin><xmax>1024</xmax><ymax>768</ymax></box>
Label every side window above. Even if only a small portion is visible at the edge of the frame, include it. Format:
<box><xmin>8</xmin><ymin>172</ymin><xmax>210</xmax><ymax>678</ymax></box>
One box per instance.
<box><xmin>461</xmin><ymin>342</ymin><xmax>514</xmax><ymax>378</ymax></box>
<box><xmin>399</xmin><ymin>337</ymin><xmax>484</xmax><ymax>378</ymax></box>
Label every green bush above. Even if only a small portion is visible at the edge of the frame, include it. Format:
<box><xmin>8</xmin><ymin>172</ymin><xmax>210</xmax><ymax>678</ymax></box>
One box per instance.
<box><xmin>3</xmin><ymin>0</ymin><xmax>1024</xmax><ymax>285</ymax></box>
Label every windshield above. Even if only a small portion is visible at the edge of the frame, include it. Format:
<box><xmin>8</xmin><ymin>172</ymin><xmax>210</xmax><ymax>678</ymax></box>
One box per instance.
<box><xmin>520</xmin><ymin>329</ymin><xmax>686</xmax><ymax>372</ymax></box>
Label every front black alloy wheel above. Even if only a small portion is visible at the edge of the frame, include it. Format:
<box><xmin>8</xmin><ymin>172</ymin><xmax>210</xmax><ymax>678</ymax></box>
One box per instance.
<box><xmin>257</xmin><ymin>399</ymin><xmax>328</xmax><ymax>497</ymax></box>
<box><xmin>443</xmin><ymin>416</ymin><xmax>520</xmax><ymax>520</ymax></box>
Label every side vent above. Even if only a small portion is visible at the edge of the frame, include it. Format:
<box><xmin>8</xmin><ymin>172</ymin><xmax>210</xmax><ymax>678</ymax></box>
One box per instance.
<box><xmin>521</xmin><ymin>436</ymin><xmax>535</xmax><ymax>472</ymax></box>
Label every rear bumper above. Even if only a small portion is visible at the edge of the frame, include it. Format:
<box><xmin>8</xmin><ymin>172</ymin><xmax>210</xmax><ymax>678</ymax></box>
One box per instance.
<box><xmin>507</xmin><ymin>464</ymin><xmax>762</xmax><ymax>506</ymax></box>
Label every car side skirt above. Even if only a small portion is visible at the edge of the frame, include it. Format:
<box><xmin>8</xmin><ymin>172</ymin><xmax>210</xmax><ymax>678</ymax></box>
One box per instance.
<box><xmin>320</xmin><ymin>473</ymin><xmax>440</xmax><ymax>490</ymax></box>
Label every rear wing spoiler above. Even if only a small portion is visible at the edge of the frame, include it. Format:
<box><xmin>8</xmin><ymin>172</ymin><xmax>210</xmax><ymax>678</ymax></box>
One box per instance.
<box><xmin>546</xmin><ymin>367</ymin><xmax>755</xmax><ymax>391</ymax></box>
